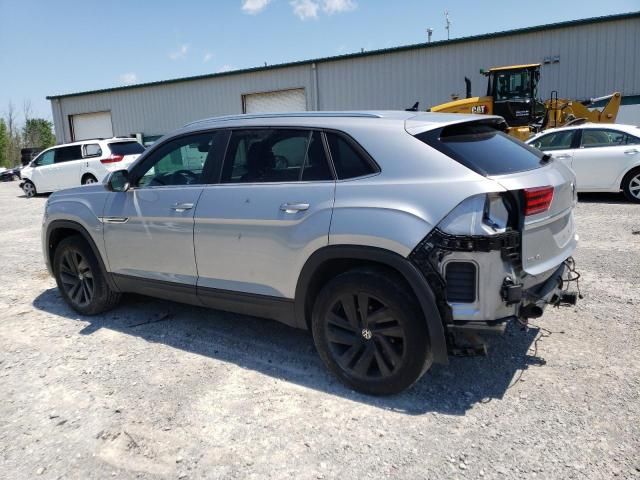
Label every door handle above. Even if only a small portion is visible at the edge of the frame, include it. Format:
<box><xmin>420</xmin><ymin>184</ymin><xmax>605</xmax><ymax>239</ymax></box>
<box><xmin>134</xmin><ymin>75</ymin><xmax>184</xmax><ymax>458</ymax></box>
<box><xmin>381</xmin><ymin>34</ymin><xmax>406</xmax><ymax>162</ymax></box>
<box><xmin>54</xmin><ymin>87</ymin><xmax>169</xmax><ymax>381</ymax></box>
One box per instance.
<box><xmin>554</xmin><ymin>154</ymin><xmax>571</xmax><ymax>159</ymax></box>
<box><xmin>280</xmin><ymin>202</ymin><xmax>309</xmax><ymax>213</ymax></box>
<box><xmin>624</xmin><ymin>149</ymin><xmax>639</xmax><ymax>155</ymax></box>
<box><xmin>171</xmin><ymin>202</ymin><xmax>194</xmax><ymax>212</ymax></box>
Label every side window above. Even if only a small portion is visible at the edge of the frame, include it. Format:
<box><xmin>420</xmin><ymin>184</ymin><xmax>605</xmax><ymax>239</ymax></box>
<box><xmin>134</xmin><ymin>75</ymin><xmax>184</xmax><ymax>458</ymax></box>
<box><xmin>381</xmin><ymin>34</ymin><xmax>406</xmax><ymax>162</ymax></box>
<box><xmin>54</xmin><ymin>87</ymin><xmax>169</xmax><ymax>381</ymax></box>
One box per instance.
<box><xmin>625</xmin><ymin>134</ymin><xmax>640</xmax><ymax>145</ymax></box>
<box><xmin>581</xmin><ymin>129</ymin><xmax>626</xmax><ymax>148</ymax></box>
<box><xmin>221</xmin><ymin>129</ymin><xmax>331</xmax><ymax>183</ymax></box>
<box><xmin>54</xmin><ymin>146</ymin><xmax>83</xmax><ymax>163</ymax></box>
<box><xmin>532</xmin><ymin>130</ymin><xmax>575</xmax><ymax>151</ymax></box>
<box><xmin>136</xmin><ymin>132</ymin><xmax>219</xmax><ymax>188</ymax></box>
<box><xmin>84</xmin><ymin>143</ymin><xmax>102</xmax><ymax>157</ymax></box>
<box><xmin>325</xmin><ymin>132</ymin><xmax>375</xmax><ymax>179</ymax></box>
<box><xmin>34</xmin><ymin>150</ymin><xmax>55</xmax><ymax>166</ymax></box>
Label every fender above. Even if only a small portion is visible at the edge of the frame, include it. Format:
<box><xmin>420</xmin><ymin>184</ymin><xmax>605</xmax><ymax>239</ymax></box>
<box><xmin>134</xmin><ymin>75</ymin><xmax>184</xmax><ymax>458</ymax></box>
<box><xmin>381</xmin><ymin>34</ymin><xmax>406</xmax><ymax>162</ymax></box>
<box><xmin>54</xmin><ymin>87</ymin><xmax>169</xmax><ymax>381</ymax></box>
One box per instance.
<box><xmin>295</xmin><ymin>245</ymin><xmax>448</xmax><ymax>364</ymax></box>
<box><xmin>45</xmin><ymin>219</ymin><xmax>120</xmax><ymax>292</ymax></box>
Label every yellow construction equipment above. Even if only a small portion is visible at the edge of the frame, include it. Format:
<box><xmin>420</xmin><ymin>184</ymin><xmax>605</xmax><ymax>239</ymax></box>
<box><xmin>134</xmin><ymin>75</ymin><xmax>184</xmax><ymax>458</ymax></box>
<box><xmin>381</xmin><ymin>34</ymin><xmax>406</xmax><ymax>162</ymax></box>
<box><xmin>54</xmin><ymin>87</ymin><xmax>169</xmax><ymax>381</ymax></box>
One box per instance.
<box><xmin>428</xmin><ymin>63</ymin><xmax>621</xmax><ymax>140</ymax></box>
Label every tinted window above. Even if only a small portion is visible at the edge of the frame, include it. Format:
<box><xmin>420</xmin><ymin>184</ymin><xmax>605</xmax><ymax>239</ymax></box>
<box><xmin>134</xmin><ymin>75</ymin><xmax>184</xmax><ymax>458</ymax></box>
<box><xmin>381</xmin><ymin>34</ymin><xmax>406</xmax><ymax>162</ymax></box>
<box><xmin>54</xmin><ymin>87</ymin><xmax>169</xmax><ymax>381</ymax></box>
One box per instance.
<box><xmin>222</xmin><ymin>129</ymin><xmax>331</xmax><ymax>183</ymax></box>
<box><xmin>626</xmin><ymin>134</ymin><xmax>640</xmax><ymax>145</ymax></box>
<box><xmin>416</xmin><ymin>123</ymin><xmax>545</xmax><ymax>176</ymax></box>
<box><xmin>136</xmin><ymin>132</ymin><xmax>219</xmax><ymax>187</ymax></box>
<box><xmin>54</xmin><ymin>146</ymin><xmax>83</xmax><ymax>163</ymax></box>
<box><xmin>34</xmin><ymin>150</ymin><xmax>55</xmax><ymax>166</ymax></box>
<box><xmin>84</xmin><ymin>143</ymin><xmax>102</xmax><ymax>157</ymax></box>
<box><xmin>530</xmin><ymin>130</ymin><xmax>575</xmax><ymax>151</ymax></box>
<box><xmin>109</xmin><ymin>141</ymin><xmax>145</xmax><ymax>155</ymax></box>
<box><xmin>581</xmin><ymin>129</ymin><xmax>626</xmax><ymax>148</ymax></box>
<box><xmin>325</xmin><ymin>132</ymin><xmax>375</xmax><ymax>179</ymax></box>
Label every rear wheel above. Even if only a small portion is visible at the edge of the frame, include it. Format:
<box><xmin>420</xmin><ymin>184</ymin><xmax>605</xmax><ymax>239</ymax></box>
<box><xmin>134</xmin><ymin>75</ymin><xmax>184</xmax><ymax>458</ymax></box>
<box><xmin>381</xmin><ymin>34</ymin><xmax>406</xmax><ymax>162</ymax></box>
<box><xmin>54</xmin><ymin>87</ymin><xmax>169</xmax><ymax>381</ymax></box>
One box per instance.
<box><xmin>311</xmin><ymin>268</ymin><xmax>432</xmax><ymax>395</ymax></box>
<box><xmin>53</xmin><ymin>236</ymin><xmax>121</xmax><ymax>315</ymax></box>
<box><xmin>22</xmin><ymin>180</ymin><xmax>36</xmax><ymax>198</ymax></box>
<box><xmin>82</xmin><ymin>175</ymin><xmax>98</xmax><ymax>185</ymax></box>
<box><xmin>622</xmin><ymin>168</ymin><xmax>640</xmax><ymax>203</ymax></box>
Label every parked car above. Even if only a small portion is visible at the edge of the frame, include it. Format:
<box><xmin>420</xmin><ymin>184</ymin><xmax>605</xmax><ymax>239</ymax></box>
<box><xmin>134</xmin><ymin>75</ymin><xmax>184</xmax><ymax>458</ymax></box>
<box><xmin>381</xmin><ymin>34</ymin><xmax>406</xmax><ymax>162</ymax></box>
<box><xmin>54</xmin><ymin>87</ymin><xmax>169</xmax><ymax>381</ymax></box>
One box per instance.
<box><xmin>20</xmin><ymin>138</ymin><xmax>145</xmax><ymax>197</ymax></box>
<box><xmin>0</xmin><ymin>166</ymin><xmax>21</xmax><ymax>182</ymax></box>
<box><xmin>42</xmin><ymin>111</ymin><xmax>579</xmax><ymax>395</ymax></box>
<box><xmin>527</xmin><ymin>123</ymin><xmax>640</xmax><ymax>202</ymax></box>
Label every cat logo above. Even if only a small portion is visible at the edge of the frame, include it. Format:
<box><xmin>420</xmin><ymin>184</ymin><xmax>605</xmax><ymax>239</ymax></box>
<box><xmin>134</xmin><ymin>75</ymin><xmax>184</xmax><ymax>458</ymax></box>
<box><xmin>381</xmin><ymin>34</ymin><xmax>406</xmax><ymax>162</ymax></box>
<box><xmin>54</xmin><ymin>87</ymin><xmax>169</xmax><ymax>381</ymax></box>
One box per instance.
<box><xmin>471</xmin><ymin>105</ymin><xmax>487</xmax><ymax>114</ymax></box>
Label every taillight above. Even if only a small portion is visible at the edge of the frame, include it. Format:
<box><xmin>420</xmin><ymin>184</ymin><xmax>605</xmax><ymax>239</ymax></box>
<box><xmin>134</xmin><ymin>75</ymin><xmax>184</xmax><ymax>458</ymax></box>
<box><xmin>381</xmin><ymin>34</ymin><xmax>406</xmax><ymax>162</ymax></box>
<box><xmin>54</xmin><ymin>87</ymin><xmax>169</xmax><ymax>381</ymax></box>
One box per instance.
<box><xmin>101</xmin><ymin>154</ymin><xmax>124</xmax><ymax>164</ymax></box>
<box><xmin>523</xmin><ymin>186</ymin><xmax>554</xmax><ymax>216</ymax></box>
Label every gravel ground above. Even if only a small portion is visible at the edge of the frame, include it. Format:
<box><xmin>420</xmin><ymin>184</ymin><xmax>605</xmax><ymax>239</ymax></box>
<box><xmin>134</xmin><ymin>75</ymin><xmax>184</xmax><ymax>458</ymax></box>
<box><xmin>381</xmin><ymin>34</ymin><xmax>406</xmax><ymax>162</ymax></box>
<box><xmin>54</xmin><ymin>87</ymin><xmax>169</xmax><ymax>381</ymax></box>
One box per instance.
<box><xmin>0</xmin><ymin>180</ymin><xmax>639</xmax><ymax>480</ymax></box>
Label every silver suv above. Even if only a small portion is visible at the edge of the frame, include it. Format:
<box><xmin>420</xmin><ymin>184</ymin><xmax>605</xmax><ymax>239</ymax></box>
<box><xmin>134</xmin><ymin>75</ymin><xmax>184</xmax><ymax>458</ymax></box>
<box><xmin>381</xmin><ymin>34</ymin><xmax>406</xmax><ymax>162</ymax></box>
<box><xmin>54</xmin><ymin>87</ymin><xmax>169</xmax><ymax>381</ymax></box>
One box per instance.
<box><xmin>42</xmin><ymin>111</ymin><xmax>579</xmax><ymax>395</ymax></box>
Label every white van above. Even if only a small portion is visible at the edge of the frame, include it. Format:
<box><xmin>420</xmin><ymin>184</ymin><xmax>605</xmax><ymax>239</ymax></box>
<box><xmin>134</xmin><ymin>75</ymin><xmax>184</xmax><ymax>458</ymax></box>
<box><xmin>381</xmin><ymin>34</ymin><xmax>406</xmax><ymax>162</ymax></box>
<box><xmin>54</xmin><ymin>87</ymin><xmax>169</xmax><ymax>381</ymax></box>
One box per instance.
<box><xmin>20</xmin><ymin>138</ymin><xmax>145</xmax><ymax>197</ymax></box>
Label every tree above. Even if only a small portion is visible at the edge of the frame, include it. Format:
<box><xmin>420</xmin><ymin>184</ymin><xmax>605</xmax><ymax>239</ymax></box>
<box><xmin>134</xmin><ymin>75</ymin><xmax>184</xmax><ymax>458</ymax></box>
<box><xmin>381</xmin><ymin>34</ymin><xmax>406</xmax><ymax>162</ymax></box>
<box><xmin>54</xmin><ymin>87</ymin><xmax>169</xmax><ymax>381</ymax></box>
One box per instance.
<box><xmin>23</xmin><ymin>118</ymin><xmax>55</xmax><ymax>149</ymax></box>
<box><xmin>0</xmin><ymin>119</ymin><xmax>8</xmax><ymax>168</ymax></box>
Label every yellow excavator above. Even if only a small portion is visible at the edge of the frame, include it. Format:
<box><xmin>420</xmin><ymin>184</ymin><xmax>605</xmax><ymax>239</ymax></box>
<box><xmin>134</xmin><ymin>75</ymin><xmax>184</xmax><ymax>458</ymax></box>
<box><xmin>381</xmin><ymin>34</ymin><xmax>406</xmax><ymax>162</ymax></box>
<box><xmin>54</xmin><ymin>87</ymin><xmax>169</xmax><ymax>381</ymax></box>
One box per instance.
<box><xmin>428</xmin><ymin>63</ymin><xmax>621</xmax><ymax>141</ymax></box>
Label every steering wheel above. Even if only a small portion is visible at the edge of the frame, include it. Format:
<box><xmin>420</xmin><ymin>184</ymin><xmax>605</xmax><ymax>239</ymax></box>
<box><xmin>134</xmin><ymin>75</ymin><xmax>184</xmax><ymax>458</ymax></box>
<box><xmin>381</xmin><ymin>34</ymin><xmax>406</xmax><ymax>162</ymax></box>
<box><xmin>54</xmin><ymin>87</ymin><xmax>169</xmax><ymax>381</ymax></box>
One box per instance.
<box><xmin>172</xmin><ymin>169</ymin><xmax>198</xmax><ymax>184</ymax></box>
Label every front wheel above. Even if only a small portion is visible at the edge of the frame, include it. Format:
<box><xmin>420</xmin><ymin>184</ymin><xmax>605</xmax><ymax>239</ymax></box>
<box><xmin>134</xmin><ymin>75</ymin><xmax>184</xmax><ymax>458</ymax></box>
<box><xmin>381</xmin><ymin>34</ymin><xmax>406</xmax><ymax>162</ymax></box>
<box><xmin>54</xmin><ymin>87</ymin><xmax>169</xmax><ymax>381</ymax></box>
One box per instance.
<box><xmin>53</xmin><ymin>236</ymin><xmax>122</xmax><ymax>315</ymax></box>
<box><xmin>311</xmin><ymin>268</ymin><xmax>432</xmax><ymax>395</ymax></box>
<box><xmin>22</xmin><ymin>180</ymin><xmax>37</xmax><ymax>198</ymax></box>
<box><xmin>622</xmin><ymin>168</ymin><xmax>640</xmax><ymax>203</ymax></box>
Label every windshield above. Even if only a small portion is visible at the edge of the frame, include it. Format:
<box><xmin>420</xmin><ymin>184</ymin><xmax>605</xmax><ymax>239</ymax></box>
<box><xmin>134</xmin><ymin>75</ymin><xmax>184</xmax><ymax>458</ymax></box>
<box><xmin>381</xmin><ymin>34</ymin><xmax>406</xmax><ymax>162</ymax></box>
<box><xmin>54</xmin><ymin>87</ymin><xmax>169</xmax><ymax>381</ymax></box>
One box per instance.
<box><xmin>415</xmin><ymin>122</ymin><xmax>546</xmax><ymax>176</ymax></box>
<box><xmin>493</xmin><ymin>70</ymin><xmax>533</xmax><ymax>101</ymax></box>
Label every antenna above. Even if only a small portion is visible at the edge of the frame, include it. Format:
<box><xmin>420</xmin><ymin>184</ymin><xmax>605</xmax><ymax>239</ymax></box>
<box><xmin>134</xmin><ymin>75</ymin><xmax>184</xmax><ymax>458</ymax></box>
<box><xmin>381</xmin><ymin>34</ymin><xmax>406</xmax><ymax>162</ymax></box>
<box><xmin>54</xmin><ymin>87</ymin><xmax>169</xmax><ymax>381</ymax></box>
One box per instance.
<box><xmin>426</xmin><ymin>28</ymin><xmax>433</xmax><ymax>43</ymax></box>
<box><xmin>445</xmin><ymin>11</ymin><xmax>451</xmax><ymax>40</ymax></box>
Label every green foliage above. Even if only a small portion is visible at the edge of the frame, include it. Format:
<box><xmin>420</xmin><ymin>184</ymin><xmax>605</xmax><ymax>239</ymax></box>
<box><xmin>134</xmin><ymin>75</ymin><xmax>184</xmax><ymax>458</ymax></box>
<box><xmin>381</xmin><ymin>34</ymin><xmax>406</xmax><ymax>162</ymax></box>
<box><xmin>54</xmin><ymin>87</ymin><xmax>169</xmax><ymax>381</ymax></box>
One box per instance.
<box><xmin>23</xmin><ymin>118</ymin><xmax>56</xmax><ymax>149</ymax></box>
<box><xmin>0</xmin><ymin>119</ymin><xmax>8</xmax><ymax>168</ymax></box>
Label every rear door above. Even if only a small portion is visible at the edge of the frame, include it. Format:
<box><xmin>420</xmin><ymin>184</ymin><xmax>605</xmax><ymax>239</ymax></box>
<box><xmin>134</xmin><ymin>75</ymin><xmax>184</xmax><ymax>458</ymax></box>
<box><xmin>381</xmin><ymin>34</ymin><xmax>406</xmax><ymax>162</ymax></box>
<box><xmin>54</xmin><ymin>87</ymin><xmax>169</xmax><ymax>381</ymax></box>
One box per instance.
<box><xmin>194</xmin><ymin>128</ymin><xmax>335</xmax><ymax>301</ymax></box>
<box><xmin>528</xmin><ymin>129</ymin><xmax>577</xmax><ymax>168</ymax></box>
<box><xmin>103</xmin><ymin>131</ymin><xmax>223</xmax><ymax>291</ymax></box>
<box><xmin>571</xmin><ymin>128</ymin><xmax>637</xmax><ymax>190</ymax></box>
<box><xmin>53</xmin><ymin>145</ymin><xmax>84</xmax><ymax>189</ymax></box>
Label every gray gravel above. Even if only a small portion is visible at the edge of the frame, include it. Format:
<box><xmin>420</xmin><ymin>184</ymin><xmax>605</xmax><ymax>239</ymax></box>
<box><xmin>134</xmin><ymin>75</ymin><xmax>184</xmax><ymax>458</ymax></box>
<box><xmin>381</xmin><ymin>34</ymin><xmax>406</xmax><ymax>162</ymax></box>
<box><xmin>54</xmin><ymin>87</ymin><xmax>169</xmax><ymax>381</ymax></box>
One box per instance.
<box><xmin>0</xmin><ymin>180</ymin><xmax>639</xmax><ymax>480</ymax></box>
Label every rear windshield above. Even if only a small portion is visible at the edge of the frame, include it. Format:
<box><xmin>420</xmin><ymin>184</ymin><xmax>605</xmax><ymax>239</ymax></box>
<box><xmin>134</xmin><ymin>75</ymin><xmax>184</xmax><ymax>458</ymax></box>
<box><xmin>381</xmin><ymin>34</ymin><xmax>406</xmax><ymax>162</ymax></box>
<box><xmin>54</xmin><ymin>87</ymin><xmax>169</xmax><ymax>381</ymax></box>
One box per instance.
<box><xmin>415</xmin><ymin>123</ymin><xmax>545</xmax><ymax>176</ymax></box>
<box><xmin>108</xmin><ymin>141</ymin><xmax>144</xmax><ymax>155</ymax></box>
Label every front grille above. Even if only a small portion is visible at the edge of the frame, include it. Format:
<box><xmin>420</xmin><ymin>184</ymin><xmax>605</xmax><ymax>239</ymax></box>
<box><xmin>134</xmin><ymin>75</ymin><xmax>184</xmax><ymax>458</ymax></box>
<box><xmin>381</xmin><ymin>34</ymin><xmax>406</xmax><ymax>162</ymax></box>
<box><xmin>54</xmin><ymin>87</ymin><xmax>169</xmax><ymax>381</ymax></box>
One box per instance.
<box><xmin>445</xmin><ymin>262</ymin><xmax>477</xmax><ymax>303</ymax></box>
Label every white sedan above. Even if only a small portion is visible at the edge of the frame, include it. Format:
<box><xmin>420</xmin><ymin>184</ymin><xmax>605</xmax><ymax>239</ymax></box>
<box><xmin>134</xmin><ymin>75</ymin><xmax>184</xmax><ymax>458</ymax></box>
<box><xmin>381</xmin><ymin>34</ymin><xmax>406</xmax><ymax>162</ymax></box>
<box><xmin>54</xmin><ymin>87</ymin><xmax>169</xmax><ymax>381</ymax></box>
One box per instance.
<box><xmin>527</xmin><ymin>123</ymin><xmax>640</xmax><ymax>202</ymax></box>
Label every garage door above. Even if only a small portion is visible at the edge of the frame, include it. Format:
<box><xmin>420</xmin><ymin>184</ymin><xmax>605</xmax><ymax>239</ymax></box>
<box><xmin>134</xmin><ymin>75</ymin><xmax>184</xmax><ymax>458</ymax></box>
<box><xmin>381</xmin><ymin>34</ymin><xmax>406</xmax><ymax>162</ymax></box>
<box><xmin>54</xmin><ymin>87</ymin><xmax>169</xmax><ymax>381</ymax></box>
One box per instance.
<box><xmin>71</xmin><ymin>111</ymin><xmax>113</xmax><ymax>141</ymax></box>
<box><xmin>243</xmin><ymin>88</ymin><xmax>306</xmax><ymax>114</ymax></box>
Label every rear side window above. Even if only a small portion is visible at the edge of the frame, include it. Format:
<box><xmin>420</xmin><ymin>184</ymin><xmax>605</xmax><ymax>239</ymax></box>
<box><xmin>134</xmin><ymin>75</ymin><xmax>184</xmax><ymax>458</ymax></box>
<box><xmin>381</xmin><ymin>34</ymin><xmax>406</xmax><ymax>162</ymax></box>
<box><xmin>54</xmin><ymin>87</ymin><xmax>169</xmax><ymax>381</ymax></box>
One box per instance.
<box><xmin>531</xmin><ymin>130</ymin><xmax>576</xmax><ymax>151</ymax></box>
<box><xmin>54</xmin><ymin>146</ymin><xmax>83</xmax><ymax>163</ymax></box>
<box><xmin>325</xmin><ymin>132</ymin><xmax>376</xmax><ymax>179</ymax></box>
<box><xmin>84</xmin><ymin>143</ymin><xmax>102</xmax><ymax>157</ymax></box>
<box><xmin>416</xmin><ymin>123</ymin><xmax>545</xmax><ymax>176</ymax></box>
<box><xmin>108</xmin><ymin>141</ymin><xmax>144</xmax><ymax>155</ymax></box>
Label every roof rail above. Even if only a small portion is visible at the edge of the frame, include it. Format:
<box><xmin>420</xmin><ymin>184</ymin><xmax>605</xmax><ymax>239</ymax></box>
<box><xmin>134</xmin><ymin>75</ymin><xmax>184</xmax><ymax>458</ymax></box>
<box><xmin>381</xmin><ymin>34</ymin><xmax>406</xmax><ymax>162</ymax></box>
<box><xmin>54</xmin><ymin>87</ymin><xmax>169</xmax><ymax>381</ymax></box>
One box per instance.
<box><xmin>184</xmin><ymin>111</ymin><xmax>383</xmax><ymax>127</ymax></box>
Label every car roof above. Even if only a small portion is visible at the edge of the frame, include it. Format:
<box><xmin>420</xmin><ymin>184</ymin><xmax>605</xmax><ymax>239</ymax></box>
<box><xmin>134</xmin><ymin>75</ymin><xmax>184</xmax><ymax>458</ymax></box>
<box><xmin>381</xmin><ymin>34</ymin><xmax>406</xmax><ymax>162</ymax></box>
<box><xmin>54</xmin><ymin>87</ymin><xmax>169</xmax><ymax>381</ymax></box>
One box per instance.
<box><xmin>49</xmin><ymin>137</ymin><xmax>140</xmax><ymax>148</ymax></box>
<box><xmin>530</xmin><ymin>123</ymin><xmax>640</xmax><ymax>139</ymax></box>
<box><xmin>178</xmin><ymin>110</ymin><xmax>503</xmax><ymax>136</ymax></box>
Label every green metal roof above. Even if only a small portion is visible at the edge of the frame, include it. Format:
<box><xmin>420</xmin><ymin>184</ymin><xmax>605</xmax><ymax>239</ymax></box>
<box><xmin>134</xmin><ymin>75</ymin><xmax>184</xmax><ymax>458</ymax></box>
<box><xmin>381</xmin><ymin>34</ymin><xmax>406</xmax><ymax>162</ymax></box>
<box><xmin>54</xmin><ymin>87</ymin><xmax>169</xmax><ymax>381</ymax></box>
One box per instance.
<box><xmin>47</xmin><ymin>10</ymin><xmax>640</xmax><ymax>100</ymax></box>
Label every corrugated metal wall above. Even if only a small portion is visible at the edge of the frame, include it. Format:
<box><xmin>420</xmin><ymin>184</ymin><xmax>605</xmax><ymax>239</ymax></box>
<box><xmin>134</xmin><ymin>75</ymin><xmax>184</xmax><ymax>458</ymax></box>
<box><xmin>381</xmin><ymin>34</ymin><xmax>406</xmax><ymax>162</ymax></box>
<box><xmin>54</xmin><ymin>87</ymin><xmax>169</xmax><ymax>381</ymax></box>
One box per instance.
<box><xmin>51</xmin><ymin>16</ymin><xmax>640</xmax><ymax>143</ymax></box>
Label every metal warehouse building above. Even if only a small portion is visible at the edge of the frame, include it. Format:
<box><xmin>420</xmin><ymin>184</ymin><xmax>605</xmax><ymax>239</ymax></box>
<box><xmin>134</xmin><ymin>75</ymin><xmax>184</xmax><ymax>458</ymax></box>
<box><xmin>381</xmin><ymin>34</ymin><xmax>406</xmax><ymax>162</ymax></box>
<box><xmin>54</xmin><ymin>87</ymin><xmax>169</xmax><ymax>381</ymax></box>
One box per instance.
<box><xmin>48</xmin><ymin>12</ymin><xmax>640</xmax><ymax>144</ymax></box>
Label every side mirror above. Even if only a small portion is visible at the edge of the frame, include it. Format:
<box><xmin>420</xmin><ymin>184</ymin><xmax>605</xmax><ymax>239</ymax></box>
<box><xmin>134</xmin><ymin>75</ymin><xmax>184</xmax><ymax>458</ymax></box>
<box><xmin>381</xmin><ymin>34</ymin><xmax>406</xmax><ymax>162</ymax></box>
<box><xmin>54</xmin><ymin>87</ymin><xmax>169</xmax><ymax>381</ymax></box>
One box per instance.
<box><xmin>106</xmin><ymin>170</ymin><xmax>130</xmax><ymax>192</ymax></box>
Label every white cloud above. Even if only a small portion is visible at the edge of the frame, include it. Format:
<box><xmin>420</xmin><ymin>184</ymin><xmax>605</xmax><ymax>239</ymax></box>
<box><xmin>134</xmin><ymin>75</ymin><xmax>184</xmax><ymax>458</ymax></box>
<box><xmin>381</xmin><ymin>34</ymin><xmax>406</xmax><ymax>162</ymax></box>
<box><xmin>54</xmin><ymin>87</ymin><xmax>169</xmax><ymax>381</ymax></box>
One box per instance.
<box><xmin>242</xmin><ymin>0</ymin><xmax>271</xmax><ymax>14</ymax></box>
<box><xmin>217</xmin><ymin>64</ymin><xmax>234</xmax><ymax>73</ymax></box>
<box><xmin>169</xmin><ymin>44</ymin><xmax>189</xmax><ymax>60</ymax></box>
<box><xmin>203</xmin><ymin>52</ymin><xmax>214</xmax><ymax>63</ymax></box>
<box><xmin>290</xmin><ymin>0</ymin><xmax>319</xmax><ymax>20</ymax></box>
<box><xmin>322</xmin><ymin>0</ymin><xmax>356</xmax><ymax>14</ymax></box>
<box><xmin>119</xmin><ymin>73</ymin><xmax>137</xmax><ymax>85</ymax></box>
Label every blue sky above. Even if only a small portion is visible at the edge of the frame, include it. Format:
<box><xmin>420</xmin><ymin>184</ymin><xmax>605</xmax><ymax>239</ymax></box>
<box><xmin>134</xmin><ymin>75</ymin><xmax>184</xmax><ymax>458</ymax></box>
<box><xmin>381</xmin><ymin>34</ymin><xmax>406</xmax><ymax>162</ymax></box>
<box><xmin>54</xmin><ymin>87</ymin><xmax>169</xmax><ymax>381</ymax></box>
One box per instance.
<box><xmin>0</xmin><ymin>0</ymin><xmax>637</xmax><ymax>121</ymax></box>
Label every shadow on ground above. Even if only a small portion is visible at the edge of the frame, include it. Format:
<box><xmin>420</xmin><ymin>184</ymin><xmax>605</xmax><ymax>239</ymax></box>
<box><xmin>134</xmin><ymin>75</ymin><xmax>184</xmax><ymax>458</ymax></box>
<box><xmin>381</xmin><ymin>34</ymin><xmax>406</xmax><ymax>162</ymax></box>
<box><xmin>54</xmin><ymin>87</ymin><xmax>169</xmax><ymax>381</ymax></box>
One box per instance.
<box><xmin>33</xmin><ymin>288</ymin><xmax>545</xmax><ymax>416</ymax></box>
<box><xmin>578</xmin><ymin>192</ymin><xmax>630</xmax><ymax>204</ymax></box>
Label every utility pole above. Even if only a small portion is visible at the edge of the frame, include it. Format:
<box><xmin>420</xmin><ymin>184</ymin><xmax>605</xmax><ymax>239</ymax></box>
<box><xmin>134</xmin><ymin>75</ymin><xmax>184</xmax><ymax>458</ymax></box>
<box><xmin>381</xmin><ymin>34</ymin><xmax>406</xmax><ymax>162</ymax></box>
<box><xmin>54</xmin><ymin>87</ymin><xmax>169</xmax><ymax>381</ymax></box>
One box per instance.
<box><xmin>426</xmin><ymin>28</ymin><xmax>433</xmax><ymax>43</ymax></box>
<box><xmin>445</xmin><ymin>11</ymin><xmax>451</xmax><ymax>40</ymax></box>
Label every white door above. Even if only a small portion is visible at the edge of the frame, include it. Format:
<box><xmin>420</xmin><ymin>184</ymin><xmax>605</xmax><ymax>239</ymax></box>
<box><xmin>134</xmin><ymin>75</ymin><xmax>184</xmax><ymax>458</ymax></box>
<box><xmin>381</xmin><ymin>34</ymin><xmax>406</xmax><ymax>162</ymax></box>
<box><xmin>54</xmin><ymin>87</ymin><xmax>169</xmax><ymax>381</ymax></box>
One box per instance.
<box><xmin>571</xmin><ymin>128</ymin><xmax>637</xmax><ymax>190</ymax></box>
<box><xmin>30</xmin><ymin>150</ymin><xmax>57</xmax><ymax>191</ymax></box>
<box><xmin>529</xmin><ymin>129</ymin><xmax>577</xmax><ymax>169</ymax></box>
<box><xmin>71</xmin><ymin>112</ymin><xmax>113</xmax><ymax>141</ymax></box>
<box><xmin>53</xmin><ymin>145</ymin><xmax>84</xmax><ymax>189</ymax></box>
<box><xmin>243</xmin><ymin>88</ymin><xmax>306</xmax><ymax>113</ymax></box>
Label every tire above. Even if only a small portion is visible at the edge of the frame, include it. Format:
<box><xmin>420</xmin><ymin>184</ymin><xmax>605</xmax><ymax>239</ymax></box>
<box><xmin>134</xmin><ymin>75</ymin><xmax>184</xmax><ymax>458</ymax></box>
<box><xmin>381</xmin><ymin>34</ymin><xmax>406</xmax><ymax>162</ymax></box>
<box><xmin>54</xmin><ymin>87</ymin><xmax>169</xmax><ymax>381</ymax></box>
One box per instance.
<box><xmin>22</xmin><ymin>180</ymin><xmax>37</xmax><ymax>198</ymax></box>
<box><xmin>53</xmin><ymin>235</ymin><xmax>121</xmax><ymax>315</ymax></box>
<box><xmin>311</xmin><ymin>268</ymin><xmax>432</xmax><ymax>395</ymax></box>
<box><xmin>622</xmin><ymin>168</ymin><xmax>640</xmax><ymax>203</ymax></box>
<box><xmin>82</xmin><ymin>175</ymin><xmax>98</xmax><ymax>185</ymax></box>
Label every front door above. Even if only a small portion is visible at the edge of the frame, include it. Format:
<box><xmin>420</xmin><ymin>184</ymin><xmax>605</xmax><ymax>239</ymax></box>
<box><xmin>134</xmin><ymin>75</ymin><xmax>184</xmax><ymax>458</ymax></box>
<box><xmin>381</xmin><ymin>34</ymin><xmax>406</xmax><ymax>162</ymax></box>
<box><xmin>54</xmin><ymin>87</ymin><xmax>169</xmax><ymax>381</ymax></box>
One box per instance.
<box><xmin>194</xmin><ymin>128</ymin><xmax>335</xmax><ymax>301</ymax></box>
<box><xmin>530</xmin><ymin>129</ymin><xmax>577</xmax><ymax>170</ymax></box>
<box><xmin>30</xmin><ymin>149</ymin><xmax>56</xmax><ymax>191</ymax></box>
<box><xmin>103</xmin><ymin>131</ymin><xmax>223</xmax><ymax>291</ymax></box>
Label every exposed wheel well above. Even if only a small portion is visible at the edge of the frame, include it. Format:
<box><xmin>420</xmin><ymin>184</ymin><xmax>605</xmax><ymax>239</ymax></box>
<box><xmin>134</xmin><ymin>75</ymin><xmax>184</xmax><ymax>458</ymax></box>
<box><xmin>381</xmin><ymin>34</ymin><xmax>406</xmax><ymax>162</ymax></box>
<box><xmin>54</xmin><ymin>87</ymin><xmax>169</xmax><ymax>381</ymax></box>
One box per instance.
<box><xmin>302</xmin><ymin>258</ymin><xmax>414</xmax><ymax>331</ymax></box>
<box><xmin>48</xmin><ymin>228</ymin><xmax>83</xmax><ymax>265</ymax></box>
